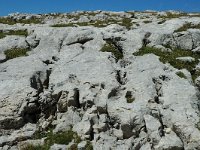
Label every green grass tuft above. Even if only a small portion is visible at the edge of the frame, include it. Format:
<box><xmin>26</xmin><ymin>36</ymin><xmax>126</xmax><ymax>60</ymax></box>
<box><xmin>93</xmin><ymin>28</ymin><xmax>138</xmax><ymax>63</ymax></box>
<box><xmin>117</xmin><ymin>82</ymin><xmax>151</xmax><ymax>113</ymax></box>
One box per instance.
<box><xmin>85</xmin><ymin>141</ymin><xmax>93</xmax><ymax>150</ymax></box>
<box><xmin>4</xmin><ymin>48</ymin><xmax>29</xmax><ymax>60</ymax></box>
<box><xmin>22</xmin><ymin>130</ymin><xmax>83</xmax><ymax>150</ymax></box>
<box><xmin>125</xmin><ymin>91</ymin><xmax>135</xmax><ymax>103</ymax></box>
<box><xmin>134</xmin><ymin>46</ymin><xmax>200</xmax><ymax>81</ymax></box>
<box><xmin>52</xmin><ymin>18</ymin><xmax>133</xmax><ymax>29</ymax></box>
<box><xmin>126</xmin><ymin>97</ymin><xmax>135</xmax><ymax>103</ymax></box>
<box><xmin>0</xmin><ymin>17</ymin><xmax>42</xmax><ymax>25</ymax></box>
<box><xmin>0</xmin><ymin>32</ymin><xmax>6</xmax><ymax>39</ymax></box>
<box><xmin>175</xmin><ymin>23</ymin><xmax>200</xmax><ymax>32</ymax></box>
<box><xmin>120</xmin><ymin>18</ymin><xmax>132</xmax><ymax>29</ymax></box>
<box><xmin>21</xmin><ymin>144</ymin><xmax>46</xmax><ymax>150</ymax></box>
<box><xmin>100</xmin><ymin>41</ymin><xmax>123</xmax><ymax>61</ymax></box>
<box><xmin>158</xmin><ymin>20</ymin><xmax>166</xmax><ymax>24</ymax></box>
<box><xmin>6</xmin><ymin>30</ymin><xmax>28</xmax><ymax>36</ymax></box>
<box><xmin>0</xmin><ymin>30</ymin><xmax>28</xmax><ymax>39</ymax></box>
<box><xmin>143</xmin><ymin>20</ymin><xmax>152</xmax><ymax>24</ymax></box>
<box><xmin>159</xmin><ymin>12</ymin><xmax>188</xmax><ymax>19</ymax></box>
<box><xmin>176</xmin><ymin>72</ymin><xmax>187</xmax><ymax>79</ymax></box>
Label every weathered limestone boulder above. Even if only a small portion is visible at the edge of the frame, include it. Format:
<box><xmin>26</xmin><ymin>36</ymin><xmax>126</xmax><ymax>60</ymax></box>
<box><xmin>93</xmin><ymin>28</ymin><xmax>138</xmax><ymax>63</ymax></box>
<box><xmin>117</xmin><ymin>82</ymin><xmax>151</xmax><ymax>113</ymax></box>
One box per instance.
<box><xmin>0</xmin><ymin>36</ymin><xmax>28</xmax><ymax>52</ymax></box>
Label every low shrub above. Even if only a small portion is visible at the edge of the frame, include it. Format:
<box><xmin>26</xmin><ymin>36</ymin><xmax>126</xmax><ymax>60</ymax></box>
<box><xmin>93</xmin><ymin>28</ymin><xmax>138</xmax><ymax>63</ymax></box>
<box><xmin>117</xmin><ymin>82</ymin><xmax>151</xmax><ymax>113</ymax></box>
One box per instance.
<box><xmin>0</xmin><ymin>17</ymin><xmax>42</xmax><ymax>25</ymax></box>
<box><xmin>143</xmin><ymin>20</ymin><xmax>152</xmax><ymax>24</ymax></box>
<box><xmin>158</xmin><ymin>20</ymin><xmax>166</xmax><ymax>24</ymax></box>
<box><xmin>52</xmin><ymin>18</ymin><xmax>133</xmax><ymax>29</ymax></box>
<box><xmin>176</xmin><ymin>72</ymin><xmax>187</xmax><ymax>79</ymax></box>
<box><xmin>159</xmin><ymin>12</ymin><xmax>188</xmax><ymax>19</ymax></box>
<box><xmin>4</xmin><ymin>48</ymin><xmax>29</xmax><ymax>60</ymax></box>
<box><xmin>100</xmin><ymin>41</ymin><xmax>123</xmax><ymax>61</ymax></box>
<box><xmin>22</xmin><ymin>130</ymin><xmax>83</xmax><ymax>150</ymax></box>
<box><xmin>175</xmin><ymin>23</ymin><xmax>200</xmax><ymax>32</ymax></box>
<box><xmin>133</xmin><ymin>46</ymin><xmax>200</xmax><ymax>80</ymax></box>
<box><xmin>0</xmin><ymin>30</ymin><xmax>28</xmax><ymax>39</ymax></box>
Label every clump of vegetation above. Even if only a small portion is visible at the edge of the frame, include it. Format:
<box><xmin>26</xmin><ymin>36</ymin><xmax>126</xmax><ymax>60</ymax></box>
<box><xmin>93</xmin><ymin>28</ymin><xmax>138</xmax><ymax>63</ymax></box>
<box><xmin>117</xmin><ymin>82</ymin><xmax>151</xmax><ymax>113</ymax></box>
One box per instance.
<box><xmin>0</xmin><ymin>30</ymin><xmax>28</xmax><ymax>39</ymax></box>
<box><xmin>176</xmin><ymin>71</ymin><xmax>187</xmax><ymax>79</ymax></box>
<box><xmin>0</xmin><ymin>17</ymin><xmax>42</xmax><ymax>25</ymax></box>
<box><xmin>52</xmin><ymin>18</ymin><xmax>133</xmax><ymax>29</ymax></box>
<box><xmin>51</xmin><ymin>23</ymin><xmax>76</xmax><ymax>27</ymax></box>
<box><xmin>5</xmin><ymin>29</ymin><xmax>28</xmax><ymax>36</ymax></box>
<box><xmin>22</xmin><ymin>130</ymin><xmax>84</xmax><ymax>150</ymax></box>
<box><xmin>133</xmin><ymin>46</ymin><xmax>200</xmax><ymax>81</ymax></box>
<box><xmin>159</xmin><ymin>12</ymin><xmax>188</xmax><ymax>19</ymax></box>
<box><xmin>126</xmin><ymin>97</ymin><xmax>135</xmax><ymax>103</ymax></box>
<box><xmin>100</xmin><ymin>41</ymin><xmax>123</xmax><ymax>61</ymax></box>
<box><xmin>4</xmin><ymin>48</ymin><xmax>29</xmax><ymax>60</ymax></box>
<box><xmin>21</xmin><ymin>144</ymin><xmax>44</xmax><ymax>150</ymax></box>
<box><xmin>125</xmin><ymin>91</ymin><xmax>135</xmax><ymax>103</ymax></box>
<box><xmin>175</xmin><ymin>23</ymin><xmax>200</xmax><ymax>32</ymax></box>
<box><xmin>85</xmin><ymin>141</ymin><xmax>93</xmax><ymax>150</ymax></box>
<box><xmin>120</xmin><ymin>18</ymin><xmax>132</xmax><ymax>29</ymax></box>
<box><xmin>0</xmin><ymin>31</ymin><xmax>6</xmax><ymax>39</ymax></box>
<box><xmin>196</xmin><ymin>120</ymin><xmax>200</xmax><ymax>131</ymax></box>
<box><xmin>65</xmin><ymin>11</ymin><xmax>99</xmax><ymax>20</ymax></box>
<box><xmin>143</xmin><ymin>20</ymin><xmax>152</xmax><ymax>24</ymax></box>
<box><xmin>158</xmin><ymin>20</ymin><xmax>166</xmax><ymax>24</ymax></box>
<box><xmin>22</xmin><ymin>129</ymin><xmax>93</xmax><ymax>150</ymax></box>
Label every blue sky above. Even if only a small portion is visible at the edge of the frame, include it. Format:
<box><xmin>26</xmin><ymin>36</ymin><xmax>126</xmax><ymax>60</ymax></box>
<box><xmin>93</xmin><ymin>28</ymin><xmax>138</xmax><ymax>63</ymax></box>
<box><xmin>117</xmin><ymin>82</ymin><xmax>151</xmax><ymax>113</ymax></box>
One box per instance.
<box><xmin>0</xmin><ymin>0</ymin><xmax>200</xmax><ymax>16</ymax></box>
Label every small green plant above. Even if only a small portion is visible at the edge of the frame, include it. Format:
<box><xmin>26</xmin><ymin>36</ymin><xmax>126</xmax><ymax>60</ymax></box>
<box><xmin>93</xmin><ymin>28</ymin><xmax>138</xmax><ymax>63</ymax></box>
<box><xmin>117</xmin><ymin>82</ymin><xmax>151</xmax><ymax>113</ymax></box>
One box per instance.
<box><xmin>51</xmin><ymin>23</ymin><xmax>76</xmax><ymax>27</ymax></box>
<box><xmin>133</xmin><ymin>46</ymin><xmax>200</xmax><ymax>81</ymax></box>
<box><xmin>0</xmin><ymin>17</ymin><xmax>42</xmax><ymax>25</ymax></box>
<box><xmin>85</xmin><ymin>141</ymin><xmax>93</xmax><ymax>150</ymax></box>
<box><xmin>5</xmin><ymin>29</ymin><xmax>28</xmax><ymax>36</ymax></box>
<box><xmin>126</xmin><ymin>97</ymin><xmax>135</xmax><ymax>103</ymax></box>
<box><xmin>0</xmin><ymin>32</ymin><xmax>6</xmax><ymax>39</ymax></box>
<box><xmin>4</xmin><ymin>48</ymin><xmax>29</xmax><ymax>60</ymax></box>
<box><xmin>175</xmin><ymin>23</ymin><xmax>200</xmax><ymax>32</ymax></box>
<box><xmin>0</xmin><ymin>30</ymin><xmax>28</xmax><ymax>39</ymax></box>
<box><xmin>22</xmin><ymin>130</ymin><xmax>82</xmax><ymax>150</ymax></box>
<box><xmin>125</xmin><ymin>91</ymin><xmax>135</xmax><ymax>103</ymax></box>
<box><xmin>52</xmin><ymin>18</ymin><xmax>132</xmax><ymax>29</ymax></box>
<box><xmin>143</xmin><ymin>20</ymin><xmax>152</xmax><ymax>24</ymax></box>
<box><xmin>158</xmin><ymin>20</ymin><xmax>166</xmax><ymax>24</ymax></box>
<box><xmin>120</xmin><ymin>18</ymin><xmax>132</xmax><ymax>29</ymax></box>
<box><xmin>176</xmin><ymin>71</ymin><xmax>187</xmax><ymax>79</ymax></box>
<box><xmin>159</xmin><ymin>12</ymin><xmax>188</xmax><ymax>19</ymax></box>
<box><xmin>196</xmin><ymin>120</ymin><xmax>200</xmax><ymax>130</ymax></box>
<box><xmin>21</xmin><ymin>144</ymin><xmax>45</xmax><ymax>150</ymax></box>
<box><xmin>100</xmin><ymin>41</ymin><xmax>123</xmax><ymax>61</ymax></box>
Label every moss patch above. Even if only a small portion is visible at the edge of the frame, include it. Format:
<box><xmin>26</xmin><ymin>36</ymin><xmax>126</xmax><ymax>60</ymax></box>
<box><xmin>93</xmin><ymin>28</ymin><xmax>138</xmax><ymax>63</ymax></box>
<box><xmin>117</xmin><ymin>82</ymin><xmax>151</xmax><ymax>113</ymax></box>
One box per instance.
<box><xmin>100</xmin><ymin>41</ymin><xmax>123</xmax><ymax>61</ymax></box>
<box><xmin>158</xmin><ymin>20</ymin><xmax>166</xmax><ymax>24</ymax></box>
<box><xmin>0</xmin><ymin>30</ymin><xmax>28</xmax><ymax>39</ymax></box>
<box><xmin>0</xmin><ymin>32</ymin><xmax>6</xmax><ymax>39</ymax></box>
<box><xmin>22</xmin><ymin>130</ymin><xmax>82</xmax><ymax>150</ymax></box>
<box><xmin>120</xmin><ymin>18</ymin><xmax>132</xmax><ymax>29</ymax></box>
<box><xmin>176</xmin><ymin>71</ymin><xmax>187</xmax><ymax>79</ymax></box>
<box><xmin>126</xmin><ymin>97</ymin><xmax>135</xmax><ymax>103</ymax></box>
<box><xmin>133</xmin><ymin>46</ymin><xmax>200</xmax><ymax>81</ymax></box>
<box><xmin>159</xmin><ymin>12</ymin><xmax>188</xmax><ymax>19</ymax></box>
<box><xmin>21</xmin><ymin>144</ymin><xmax>45</xmax><ymax>150</ymax></box>
<box><xmin>0</xmin><ymin>17</ymin><xmax>42</xmax><ymax>25</ymax></box>
<box><xmin>52</xmin><ymin>18</ymin><xmax>133</xmax><ymax>29</ymax></box>
<box><xmin>85</xmin><ymin>141</ymin><xmax>93</xmax><ymax>150</ymax></box>
<box><xmin>4</xmin><ymin>48</ymin><xmax>29</xmax><ymax>60</ymax></box>
<box><xmin>125</xmin><ymin>91</ymin><xmax>135</xmax><ymax>103</ymax></box>
<box><xmin>175</xmin><ymin>23</ymin><xmax>200</xmax><ymax>32</ymax></box>
<box><xmin>143</xmin><ymin>20</ymin><xmax>152</xmax><ymax>24</ymax></box>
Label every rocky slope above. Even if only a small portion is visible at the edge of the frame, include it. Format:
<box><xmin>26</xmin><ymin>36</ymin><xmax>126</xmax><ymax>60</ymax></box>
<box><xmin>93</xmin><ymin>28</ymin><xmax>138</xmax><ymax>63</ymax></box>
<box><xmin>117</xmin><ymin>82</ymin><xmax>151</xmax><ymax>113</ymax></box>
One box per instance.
<box><xmin>0</xmin><ymin>10</ymin><xmax>200</xmax><ymax>150</ymax></box>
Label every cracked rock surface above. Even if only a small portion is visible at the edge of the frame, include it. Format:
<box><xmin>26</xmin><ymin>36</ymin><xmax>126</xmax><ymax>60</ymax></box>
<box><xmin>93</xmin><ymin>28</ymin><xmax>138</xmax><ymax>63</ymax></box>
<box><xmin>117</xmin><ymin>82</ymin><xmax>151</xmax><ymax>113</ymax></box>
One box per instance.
<box><xmin>1</xmin><ymin>10</ymin><xmax>200</xmax><ymax>150</ymax></box>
